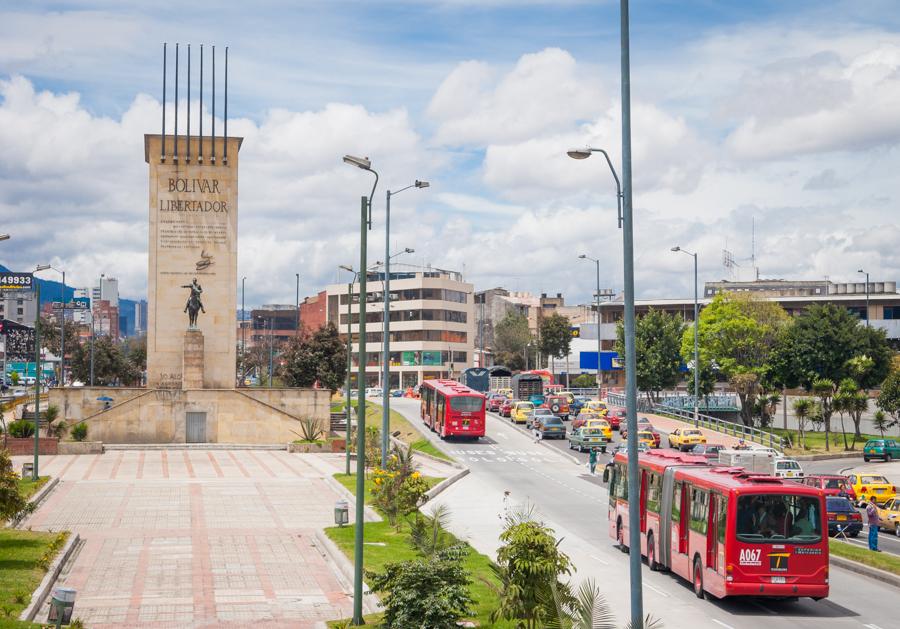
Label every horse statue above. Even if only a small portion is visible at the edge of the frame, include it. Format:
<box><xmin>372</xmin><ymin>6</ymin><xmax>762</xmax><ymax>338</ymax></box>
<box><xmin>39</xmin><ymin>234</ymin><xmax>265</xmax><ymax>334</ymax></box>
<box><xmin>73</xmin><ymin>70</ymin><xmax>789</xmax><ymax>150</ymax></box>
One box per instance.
<box><xmin>182</xmin><ymin>278</ymin><xmax>206</xmax><ymax>328</ymax></box>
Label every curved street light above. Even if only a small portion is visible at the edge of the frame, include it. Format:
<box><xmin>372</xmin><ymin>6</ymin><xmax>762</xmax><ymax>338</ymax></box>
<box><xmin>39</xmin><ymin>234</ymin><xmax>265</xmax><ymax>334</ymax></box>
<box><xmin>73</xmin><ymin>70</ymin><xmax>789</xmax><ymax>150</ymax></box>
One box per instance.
<box><xmin>577</xmin><ymin>255</ymin><xmax>602</xmax><ymax>392</ymax></box>
<box><xmin>671</xmin><ymin>246</ymin><xmax>699</xmax><ymax>426</ymax></box>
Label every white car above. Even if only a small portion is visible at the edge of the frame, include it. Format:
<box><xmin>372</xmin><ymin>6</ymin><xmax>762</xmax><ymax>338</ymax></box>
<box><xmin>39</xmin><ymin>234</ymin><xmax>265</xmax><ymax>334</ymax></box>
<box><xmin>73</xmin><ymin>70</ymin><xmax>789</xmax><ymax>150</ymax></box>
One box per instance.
<box><xmin>773</xmin><ymin>458</ymin><xmax>804</xmax><ymax>479</ymax></box>
<box><xmin>365</xmin><ymin>387</ymin><xmax>383</xmax><ymax>398</ymax></box>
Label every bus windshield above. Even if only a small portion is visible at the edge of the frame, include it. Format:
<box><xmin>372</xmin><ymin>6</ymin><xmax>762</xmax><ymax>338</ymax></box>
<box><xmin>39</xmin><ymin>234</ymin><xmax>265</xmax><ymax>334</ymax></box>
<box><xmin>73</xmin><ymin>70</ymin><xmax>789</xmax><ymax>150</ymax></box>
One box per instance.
<box><xmin>449</xmin><ymin>396</ymin><xmax>483</xmax><ymax>412</ymax></box>
<box><xmin>736</xmin><ymin>494</ymin><xmax>822</xmax><ymax>544</ymax></box>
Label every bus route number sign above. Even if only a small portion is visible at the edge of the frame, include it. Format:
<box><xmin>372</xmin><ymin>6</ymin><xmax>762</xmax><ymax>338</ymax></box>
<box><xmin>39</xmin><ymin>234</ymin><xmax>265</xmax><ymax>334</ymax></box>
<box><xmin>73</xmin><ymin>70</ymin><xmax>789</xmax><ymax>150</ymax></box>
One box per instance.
<box><xmin>0</xmin><ymin>273</ymin><xmax>33</xmax><ymax>291</ymax></box>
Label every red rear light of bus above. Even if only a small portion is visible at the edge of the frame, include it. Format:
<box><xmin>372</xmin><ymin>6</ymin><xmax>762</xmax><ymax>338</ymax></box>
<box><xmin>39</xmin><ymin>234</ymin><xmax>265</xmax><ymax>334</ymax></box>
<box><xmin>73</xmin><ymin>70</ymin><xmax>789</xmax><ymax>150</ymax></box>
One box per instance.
<box><xmin>860</xmin><ymin>486</ymin><xmax>867</xmax><ymax>493</ymax></box>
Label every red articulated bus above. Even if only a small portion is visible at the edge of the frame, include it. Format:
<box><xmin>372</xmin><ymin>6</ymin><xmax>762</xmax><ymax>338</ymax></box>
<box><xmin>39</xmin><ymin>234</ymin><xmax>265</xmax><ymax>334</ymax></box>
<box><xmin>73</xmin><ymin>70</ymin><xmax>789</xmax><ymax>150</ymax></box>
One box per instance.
<box><xmin>420</xmin><ymin>379</ymin><xmax>486</xmax><ymax>440</ymax></box>
<box><xmin>608</xmin><ymin>450</ymin><xmax>829</xmax><ymax>601</ymax></box>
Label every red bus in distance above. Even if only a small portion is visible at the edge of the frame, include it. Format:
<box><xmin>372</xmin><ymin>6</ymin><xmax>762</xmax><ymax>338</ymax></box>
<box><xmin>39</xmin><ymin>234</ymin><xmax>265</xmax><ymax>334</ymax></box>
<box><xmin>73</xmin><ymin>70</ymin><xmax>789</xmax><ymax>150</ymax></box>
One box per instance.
<box><xmin>420</xmin><ymin>379</ymin><xmax>486</xmax><ymax>440</ymax></box>
<box><xmin>608</xmin><ymin>450</ymin><xmax>828</xmax><ymax>601</ymax></box>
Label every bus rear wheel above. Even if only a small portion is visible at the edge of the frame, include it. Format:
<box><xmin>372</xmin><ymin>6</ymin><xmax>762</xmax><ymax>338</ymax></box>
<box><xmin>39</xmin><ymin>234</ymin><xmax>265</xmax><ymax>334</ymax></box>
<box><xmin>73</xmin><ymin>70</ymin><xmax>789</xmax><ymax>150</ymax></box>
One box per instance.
<box><xmin>693</xmin><ymin>557</ymin><xmax>704</xmax><ymax>599</ymax></box>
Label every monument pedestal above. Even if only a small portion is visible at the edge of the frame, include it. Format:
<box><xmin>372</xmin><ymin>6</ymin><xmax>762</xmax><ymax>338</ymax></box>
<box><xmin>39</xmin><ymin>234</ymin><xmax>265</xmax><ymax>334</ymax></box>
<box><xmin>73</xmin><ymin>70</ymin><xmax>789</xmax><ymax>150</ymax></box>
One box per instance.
<box><xmin>183</xmin><ymin>330</ymin><xmax>205</xmax><ymax>389</ymax></box>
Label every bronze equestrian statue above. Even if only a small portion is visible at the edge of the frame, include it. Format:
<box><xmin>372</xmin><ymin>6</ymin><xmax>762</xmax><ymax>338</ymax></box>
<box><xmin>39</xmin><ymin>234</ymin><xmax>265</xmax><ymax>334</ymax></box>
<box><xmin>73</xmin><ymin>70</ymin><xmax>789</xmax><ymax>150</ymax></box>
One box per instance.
<box><xmin>182</xmin><ymin>278</ymin><xmax>206</xmax><ymax>328</ymax></box>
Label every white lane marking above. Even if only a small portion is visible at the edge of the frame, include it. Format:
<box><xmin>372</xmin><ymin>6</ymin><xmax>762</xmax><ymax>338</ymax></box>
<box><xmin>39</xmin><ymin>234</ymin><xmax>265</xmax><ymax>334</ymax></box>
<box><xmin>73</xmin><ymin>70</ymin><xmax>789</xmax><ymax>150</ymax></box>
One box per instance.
<box><xmin>642</xmin><ymin>582</ymin><xmax>670</xmax><ymax>597</ymax></box>
<box><xmin>863</xmin><ymin>624</ymin><xmax>884</xmax><ymax>629</ymax></box>
<box><xmin>589</xmin><ymin>554</ymin><xmax>609</xmax><ymax>566</ymax></box>
<box><xmin>496</xmin><ymin>432</ymin><xmax>509</xmax><ymax>440</ymax></box>
<box><xmin>711</xmin><ymin>620</ymin><xmax>735</xmax><ymax>629</ymax></box>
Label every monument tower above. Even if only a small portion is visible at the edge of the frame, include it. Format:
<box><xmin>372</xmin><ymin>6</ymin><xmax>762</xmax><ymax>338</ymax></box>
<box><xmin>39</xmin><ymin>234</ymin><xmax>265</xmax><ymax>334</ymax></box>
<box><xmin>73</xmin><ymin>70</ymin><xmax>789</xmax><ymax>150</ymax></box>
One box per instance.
<box><xmin>145</xmin><ymin>43</ymin><xmax>241</xmax><ymax>390</ymax></box>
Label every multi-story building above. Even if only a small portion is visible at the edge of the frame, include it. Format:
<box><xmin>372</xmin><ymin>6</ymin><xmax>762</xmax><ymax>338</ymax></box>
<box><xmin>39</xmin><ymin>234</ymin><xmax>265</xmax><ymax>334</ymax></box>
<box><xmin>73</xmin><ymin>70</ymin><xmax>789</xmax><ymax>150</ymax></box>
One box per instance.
<box><xmin>0</xmin><ymin>293</ymin><xmax>37</xmax><ymax>325</ymax></box>
<box><xmin>250</xmin><ymin>305</ymin><xmax>300</xmax><ymax>347</ymax></box>
<box><xmin>325</xmin><ymin>263</ymin><xmax>474</xmax><ymax>388</ymax></box>
<box><xmin>299</xmin><ymin>290</ymin><xmax>327</xmax><ymax>330</ymax></box>
<box><xmin>93</xmin><ymin>299</ymin><xmax>120</xmax><ymax>338</ymax></box>
<box><xmin>573</xmin><ymin>278</ymin><xmax>900</xmax><ymax>385</ymax></box>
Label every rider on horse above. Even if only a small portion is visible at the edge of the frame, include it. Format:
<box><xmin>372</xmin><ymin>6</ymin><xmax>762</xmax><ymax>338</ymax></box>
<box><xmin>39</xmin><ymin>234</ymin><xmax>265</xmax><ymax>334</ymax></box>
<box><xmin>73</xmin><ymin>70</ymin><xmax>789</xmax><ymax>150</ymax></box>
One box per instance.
<box><xmin>182</xmin><ymin>278</ymin><xmax>206</xmax><ymax>327</ymax></box>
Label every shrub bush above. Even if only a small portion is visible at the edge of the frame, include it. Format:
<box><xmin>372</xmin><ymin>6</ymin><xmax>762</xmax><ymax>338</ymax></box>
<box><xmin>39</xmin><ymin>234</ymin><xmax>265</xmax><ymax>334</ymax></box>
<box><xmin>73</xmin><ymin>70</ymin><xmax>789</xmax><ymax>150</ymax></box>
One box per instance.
<box><xmin>71</xmin><ymin>422</ymin><xmax>88</xmax><ymax>442</ymax></box>
<box><xmin>8</xmin><ymin>419</ymin><xmax>35</xmax><ymax>438</ymax></box>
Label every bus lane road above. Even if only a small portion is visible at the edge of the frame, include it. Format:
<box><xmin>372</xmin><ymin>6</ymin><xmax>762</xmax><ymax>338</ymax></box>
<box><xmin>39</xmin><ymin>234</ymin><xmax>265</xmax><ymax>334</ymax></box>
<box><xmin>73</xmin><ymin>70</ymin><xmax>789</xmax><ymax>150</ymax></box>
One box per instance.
<box><xmin>391</xmin><ymin>398</ymin><xmax>899</xmax><ymax>629</ymax></box>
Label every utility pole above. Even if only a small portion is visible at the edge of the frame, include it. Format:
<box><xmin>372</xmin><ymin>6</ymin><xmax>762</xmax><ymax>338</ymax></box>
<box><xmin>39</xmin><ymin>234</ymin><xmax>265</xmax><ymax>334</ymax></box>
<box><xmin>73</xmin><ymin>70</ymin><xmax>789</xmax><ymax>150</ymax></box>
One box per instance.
<box><xmin>32</xmin><ymin>282</ymin><xmax>41</xmax><ymax>480</ymax></box>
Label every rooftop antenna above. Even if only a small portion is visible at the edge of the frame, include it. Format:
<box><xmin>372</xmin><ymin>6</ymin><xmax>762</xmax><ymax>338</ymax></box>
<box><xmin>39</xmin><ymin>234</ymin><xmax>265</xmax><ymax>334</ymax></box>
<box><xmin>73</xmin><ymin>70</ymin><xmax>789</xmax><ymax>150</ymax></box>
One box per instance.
<box><xmin>751</xmin><ymin>217</ymin><xmax>759</xmax><ymax>280</ymax></box>
<box><xmin>160</xmin><ymin>43</ymin><xmax>167</xmax><ymax>162</ymax></box>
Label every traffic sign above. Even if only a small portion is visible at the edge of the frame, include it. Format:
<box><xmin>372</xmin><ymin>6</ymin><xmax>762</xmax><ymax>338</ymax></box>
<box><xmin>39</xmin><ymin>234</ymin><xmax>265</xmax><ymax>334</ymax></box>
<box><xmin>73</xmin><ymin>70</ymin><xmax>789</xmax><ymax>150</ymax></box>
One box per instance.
<box><xmin>0</xmin><ymin>272</ymin><xmax>33</xmax><ymax>291</ymax></box>
<box><xmin>51</xmin><ymin>298</ymin><xmax>90</xmax><ymax>310</ymax></box>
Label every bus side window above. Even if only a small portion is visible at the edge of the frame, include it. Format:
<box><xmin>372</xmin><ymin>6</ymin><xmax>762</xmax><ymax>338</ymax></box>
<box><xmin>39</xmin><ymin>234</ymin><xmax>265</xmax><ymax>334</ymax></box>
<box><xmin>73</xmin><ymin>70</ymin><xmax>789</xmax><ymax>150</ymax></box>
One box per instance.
<box><xmin>717</xmin><ymin>493</ymin><xmax>727</xmax><ymax>545</ymax></box>
<box><xmin>615</xmin><ymin>463</ymin><xmax>628</xmax><ymax>500</ymax></box>
<box><xmin>672</xmin><ymin>482</ymin><xmax>681</xmax><ymax>521</ymax></box>
<box><xmin>690</xmin><ymin>489</ymin><xmax>708</xmax><ymax>534</ymax></box>
<box><xmin>608</xmin><ymin>466</ymin><xmax>618</xmax><ymax>507</ymax></box>
<box><xmin>646</xmin><ymin>473</ymin><xmax>661</xmax><ymax>514</ymax></box>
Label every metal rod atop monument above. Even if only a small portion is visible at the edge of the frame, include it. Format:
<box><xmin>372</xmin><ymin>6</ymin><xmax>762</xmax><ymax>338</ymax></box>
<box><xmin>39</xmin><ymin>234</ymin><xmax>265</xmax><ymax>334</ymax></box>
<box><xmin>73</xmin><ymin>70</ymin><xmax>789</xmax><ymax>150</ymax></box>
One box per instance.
<box><xmin>161</xmin><ymin>43</ymin><xmax>166</xmax><ymax>162</ymax></box>
<box><xmin>186</xmin><ymin>44</ymin><xmax>191</xmax><ymax>163</ymax></box>
<box><xmin>174</xmin><ymin>43</ymin><xmax>179</xmax><ymax>162</ymax></box>
<box><xmin>199</xmin><ymin>44</ymin><xmax>203</xmax><ymax>163</ymax></box>
<box><xmin>211</xmin><ymin>45</ymin><xmax>216</xmax><ymax>164</ymax></box>
<box><xmin>224</xmin><ymin>46</ymin><xmax>228</xmax><ymax>165</ymax></box>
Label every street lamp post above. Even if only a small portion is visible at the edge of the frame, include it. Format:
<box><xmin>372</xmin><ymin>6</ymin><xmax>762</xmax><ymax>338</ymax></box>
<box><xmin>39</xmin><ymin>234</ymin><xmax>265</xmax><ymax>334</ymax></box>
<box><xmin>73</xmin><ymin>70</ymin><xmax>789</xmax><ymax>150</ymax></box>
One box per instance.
<box><xmin>566</xmin><ymin>3</ymin><xmax>641</xmax><ymax>620</ymax></box>
<box><xmin>35</xmin><ymin>265</ymin><xmax>66</xmax><ymax>386</ymax></box>
<box><xmin>342</xmin><ymin>153</ymin><xmax>379</xmax><ymax>627</ymax></box>
<box><xmin>339</xmin><ymin>265</ymin><xmax>360</xmax><ymax>476</ymax></box>
<box><xmin>296</xmin><ymin>273</ymin><xmax>301</xmax><ymax>334</ymax></box>
<box><xmin>578</xmin><ymin>255</ymin><xmax>603</xmax><ymax>395</ymax></box>
<box><xmin>32</xmin><ymin>281</ymin><xmax>41</xmax><ymax>480</ymax></box>
<box><xmin>382</xmin><ymin>181</ymin><xmax>427</xmax><ymax>468</ymax></box>
<box><xmin>672</xmin><ymin>247</ymin><xmax>699</xmax><ymax>426</ymax></box>
<box><xmin>241</xmin><ymin>276</ymin><xmax>246</xmax><ymax>384</ymax></box>
<box><xmin>268</xmin><ymin>317</ymin><xmax>274</xmax><ymax>387</ymax></box>
<box><xmin>858</xmin><ymin>269</ymin><xmax>870</xmax><ymax>327</ymax></box>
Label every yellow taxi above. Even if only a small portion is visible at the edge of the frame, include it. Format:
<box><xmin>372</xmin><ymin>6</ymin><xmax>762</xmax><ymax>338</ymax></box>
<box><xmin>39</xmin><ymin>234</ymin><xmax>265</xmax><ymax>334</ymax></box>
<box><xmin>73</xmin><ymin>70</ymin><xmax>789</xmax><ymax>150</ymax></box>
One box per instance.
<box><xmin>637</xmin><ymin>430</ymin><xmax>657</xmax><ymax>448</ymax></box>
<box><xmin>583</xmin><ymin>400</ymin><xmax>608</xmax><ymax>416</ymax></box>
<box><xmin>584</xmin><ymin>418</ymin><xmax>613</xmax><ymax>441</ymax></box>
<box><xmin>511</xmin><ymin>401</ymin><xmax>534</xmax><ymax>424</ymax></box>
<box><xmin>496</xmin><ymin>388</ymin><xmax>513</xmax><ymax>399</ymax></box>
<box><xmin>876</xmin><ymin>498</ymin><xmax>900</xmax><ymax>536</ymax></box>
<box><xmin>847</xmin><ymin>473</ymin><xmax>896</xmax><ymax>507</ymax></box>
<box><xmin>558</xmin><ymin>391</ymin><xmax>576</xmax><ymax>405</ymax></box>
<box><xmin>667</xmin><ymin>428</ymin><xmax>707</xmax><ymax>451</ymax></box>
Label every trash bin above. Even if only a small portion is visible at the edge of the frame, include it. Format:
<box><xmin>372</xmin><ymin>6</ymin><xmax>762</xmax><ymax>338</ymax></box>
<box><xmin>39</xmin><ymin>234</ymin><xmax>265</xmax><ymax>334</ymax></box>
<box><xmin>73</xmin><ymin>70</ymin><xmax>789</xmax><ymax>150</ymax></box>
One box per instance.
<box><xmin>334</xmin><ymin>499</ymin><xmax>349</xmax><ymax>526</ymax></box>
<box><xmin>48</xmin><ymin>587</ymin><xmax>76</xmax><ymax>627</ymax></box>
<box><xmin>21</xmin><ymin>462</ymin><xmax>34</xmax><ymax>478</ymax></box>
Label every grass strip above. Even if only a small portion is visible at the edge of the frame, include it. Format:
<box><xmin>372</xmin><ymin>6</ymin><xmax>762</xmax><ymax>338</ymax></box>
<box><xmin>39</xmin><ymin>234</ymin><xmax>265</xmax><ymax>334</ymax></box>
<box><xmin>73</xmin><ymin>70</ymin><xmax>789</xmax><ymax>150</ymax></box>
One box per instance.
<box><xmin>326</xmin><ymin>471</ymin><xmax>514</xmax><ymax>628</ymax></box>
<box><xmin>771</xmin><ymin>427</ymin><xmax>883</xmax><ymax>455</ymax></box>
<box><xmin>829</xmin><ymin>538</ymin><xmax>900</xmax><ymax>575</ymax></box>
<box><xmin>15</xmin><ymin>476</ymin><xmax>49</xmax><ymax>501</ymax></box>
<box><xmin>0</xmin><ymin>530</ymin><xmax>68</xmax><ymax>623</ymax></box>
<box><xmin>330</xmin><ymin>399</ymin><xmax>454</xmax><ymax>462</ymax></box>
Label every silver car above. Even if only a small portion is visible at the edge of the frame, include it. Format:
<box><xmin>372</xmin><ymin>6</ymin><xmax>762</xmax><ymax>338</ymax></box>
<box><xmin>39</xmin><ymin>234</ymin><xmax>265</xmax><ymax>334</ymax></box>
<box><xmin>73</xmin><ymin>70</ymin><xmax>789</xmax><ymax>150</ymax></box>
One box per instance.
<box><xmin>526</xmin><ymin>408</ymin><xmax>555</xmax><ymax>429</ymax></box>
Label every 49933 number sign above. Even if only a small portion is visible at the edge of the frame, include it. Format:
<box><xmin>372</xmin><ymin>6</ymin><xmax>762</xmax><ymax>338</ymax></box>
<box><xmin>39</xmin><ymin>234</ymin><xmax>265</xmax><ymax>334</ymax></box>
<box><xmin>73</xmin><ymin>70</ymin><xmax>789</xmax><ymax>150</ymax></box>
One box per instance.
<box><xmin>0</xmin><ymin>273</ymin><xmax>33</xmax><ymax>291</ymax></box>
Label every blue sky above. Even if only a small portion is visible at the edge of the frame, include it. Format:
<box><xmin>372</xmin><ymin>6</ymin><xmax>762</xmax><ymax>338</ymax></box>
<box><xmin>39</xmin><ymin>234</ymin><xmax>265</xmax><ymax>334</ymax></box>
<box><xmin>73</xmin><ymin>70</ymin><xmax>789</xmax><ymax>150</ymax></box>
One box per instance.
<box><xmin>2</xmin><ymin>0</ymin><xmax>899</xmax><ymax>306</ymax></box>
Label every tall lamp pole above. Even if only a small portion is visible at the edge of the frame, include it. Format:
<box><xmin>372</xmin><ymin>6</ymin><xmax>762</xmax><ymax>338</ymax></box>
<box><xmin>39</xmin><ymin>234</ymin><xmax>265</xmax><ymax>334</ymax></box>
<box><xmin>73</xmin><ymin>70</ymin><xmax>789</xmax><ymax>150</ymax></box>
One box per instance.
<box><xmin>241</xmin><ymin>276</ymin><xmax>246</xmax><ymax>384</ymax></box>
<box><xmin>342</xmin><ymin>153</ymin><xmax>379</xmax><ymax>627</ymax></box>
<box><xmin>566</xmin><ymin>3</ymin><xmax>641</xmax><ymax>620</ymax></box>
<box><xmin>35</xmin><ymin>265</ymin><xmax>65</xmax><ymax>386</ymax></box>
<box><xmin>295</xmin><ymin>273</ymin><xmax>301</xmax><ymax>334</ymax></box>
<box><xmin>339</xmin><ymin>265</ymin><xmax>360</xmax><ymax>476</ymax></box>
<box><xmin>672</xmin><ymin>247</ymin><xmax>699</xmax><ymax>426</ymax></box>
<box><xmin>857</xmin><ymin>269</ymin><xmax>869</xmax><ymax>327</ymax></box>
<box><xmin>32</xmin><ymin>281</ymin><xmax>41</xmax><ymax>480</ymax></box>
<box><xmin>578</xmin><ymin>255</ymin><xmax>602</xmax><ymax>395</ymax></box>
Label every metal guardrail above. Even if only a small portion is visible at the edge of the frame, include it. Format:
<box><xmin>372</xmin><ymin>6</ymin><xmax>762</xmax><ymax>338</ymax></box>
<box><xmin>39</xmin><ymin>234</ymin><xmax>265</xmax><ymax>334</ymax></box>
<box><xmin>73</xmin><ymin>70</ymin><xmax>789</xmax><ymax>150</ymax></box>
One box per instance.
<box><xmin>652</xmin><ymin>404</ymin><xmax>785</xmax><ymax>453</ymax></box>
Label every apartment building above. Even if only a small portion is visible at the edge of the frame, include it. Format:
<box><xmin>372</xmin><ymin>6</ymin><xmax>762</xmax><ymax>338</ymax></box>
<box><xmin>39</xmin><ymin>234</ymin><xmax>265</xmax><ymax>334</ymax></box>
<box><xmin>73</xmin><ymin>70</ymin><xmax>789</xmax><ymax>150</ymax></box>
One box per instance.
<box><xmin>325</xmin><ymin>263</ymin><xmax>474</xmax><ymax>388</ymax></box>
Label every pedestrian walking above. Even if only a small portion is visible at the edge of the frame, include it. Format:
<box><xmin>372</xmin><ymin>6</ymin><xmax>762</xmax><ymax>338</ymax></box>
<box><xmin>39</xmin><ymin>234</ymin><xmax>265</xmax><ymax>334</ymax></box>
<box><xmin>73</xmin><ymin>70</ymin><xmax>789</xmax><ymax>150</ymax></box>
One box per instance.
<box><xmin>589</xmin><ymin>448</ymin><xmax>598</xmax><ymax>475</ymax></box>
<box><xmin>865</xmin><ymin>495</ymin><xmax>881</xmax><ymax>552</ymax></box>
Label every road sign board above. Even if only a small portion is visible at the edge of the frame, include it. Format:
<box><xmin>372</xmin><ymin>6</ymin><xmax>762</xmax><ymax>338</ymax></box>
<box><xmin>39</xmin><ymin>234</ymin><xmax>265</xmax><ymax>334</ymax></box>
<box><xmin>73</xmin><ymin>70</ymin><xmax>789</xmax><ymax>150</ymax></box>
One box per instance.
<box><xmin>0</xmin><ymin>272</ymin><xmax>33</xmax><ymax>291</ymax></box>
<box><xmin>51</xmin><ymin>299</ymin><xmax>90</xmax><ymax>310</ymax></box>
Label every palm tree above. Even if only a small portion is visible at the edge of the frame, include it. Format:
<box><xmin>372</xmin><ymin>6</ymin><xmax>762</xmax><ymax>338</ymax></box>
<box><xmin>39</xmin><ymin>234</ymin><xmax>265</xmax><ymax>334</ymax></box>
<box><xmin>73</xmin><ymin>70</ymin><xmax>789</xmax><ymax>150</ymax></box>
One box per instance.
<box><xmin>872</xmin><ymin>410</ymin><xmax>890</xmax><ymax>438</ymax></box>
<box><xmin>544</xmin><ymin>579</ymin><xmax>663</xmax><ymax>629</ymax></box>
<box><xmin>812</xmin><ymin>378</ymin><xmax>837</xmax><ymax>452</ymax></box>
<box><xmin>793</xmin><ymin>398</ymin><xmax>813</xmax><ymax>450</ymax></box>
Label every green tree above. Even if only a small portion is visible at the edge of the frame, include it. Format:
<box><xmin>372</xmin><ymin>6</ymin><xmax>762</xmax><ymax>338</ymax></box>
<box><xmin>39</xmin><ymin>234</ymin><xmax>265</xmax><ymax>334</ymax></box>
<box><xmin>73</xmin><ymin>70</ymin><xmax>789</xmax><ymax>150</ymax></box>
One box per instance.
<box><xmin>812</xmin><ymin>378</ymin><xmax>837</xmax><ymax>452</ymax></box>
<box><xmin>544</xmin><ymin>579</ymin><xmax>663</xmax><ymax>629</ymax></box>
<box><xmin>687</xmin><ymin>292</ymin><xmax>788</xmax><ymax>425</ymax></box>
<box><xmin>792</xmin><ymin>398</ymin><xmax>813</xmax><ymax>450</ymax></box>
<box><xmin>835</xmin><ymin>378</ymin><xmax>869</xmax><ymax>444</ymax></box>
<box><xmin>278</xmin><ymin>323</ymin><xmax>347</xmax><ymax>391</ymax></box>
<box><xmin>854</xmin><ymin>327</ymin><xmax>893</xmax><ymax>390</ymax></box>
<box><xmin>368</xmin><ymin>545</ymin><xmax>474</xmax><ymax>629</ymax></box>
<box><xmin>494</xmin><ymin>350</ymin><xmax>525</xmax><ymax>372</ymax></box>
<box><xmin>494</xmin><ymin>311</ymin><xmax>533</xmax><ymax>357</ymax></box>
<box><xmin>0</xmin><ymin>449</ymin><xmax>27</xmax><ymax>521</ymax></box>
<box><xmin>490</xmin><ymin>512</ymin><xmax>574</xmax><ymax>629</ymax></box>
<box><xmin>877</xmin><ymin>369</ymin><xmax>900</xmax><ymax>429</ymax></box>
<box><xmin>68</xmin><ymin>336</ymin><xmax>124</xmax><ymax>386</ymax></box>
<box><xmin>540</xmin><ymin>313</ymin><xmax>573</xmax><ymax>378</ymax></box>
<box><xmin>872</xmin><ymin>410</ymin><xmax>892</xmax><ymax>438</ymax></box>
<box><xmin>572</xmin><ymin>373</ymin><xmax>596</xmax><ymax>388</ymax></box>
<box><xmin>616</xmin><ymin>309</ymin><xmax>685</xmax><ymax>404</ymax></box>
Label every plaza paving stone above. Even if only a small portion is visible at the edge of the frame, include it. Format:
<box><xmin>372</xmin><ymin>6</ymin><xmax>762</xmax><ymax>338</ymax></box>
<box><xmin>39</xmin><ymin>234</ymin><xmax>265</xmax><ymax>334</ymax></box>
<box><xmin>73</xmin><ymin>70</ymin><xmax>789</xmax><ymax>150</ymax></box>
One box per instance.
<box><xmin>14</xmin><ymin>450</ymin><xmax>355</xmax><ymax>628</ymax></box>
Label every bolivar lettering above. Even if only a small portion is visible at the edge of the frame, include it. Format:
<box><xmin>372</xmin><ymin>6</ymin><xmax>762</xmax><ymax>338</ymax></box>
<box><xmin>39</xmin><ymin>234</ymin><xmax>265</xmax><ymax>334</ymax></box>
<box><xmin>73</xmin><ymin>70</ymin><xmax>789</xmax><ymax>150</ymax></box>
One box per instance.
<box><xmin>168</xmin><ymin>178</ymin><xmax>221</xmax><ymax>193</ymax></box>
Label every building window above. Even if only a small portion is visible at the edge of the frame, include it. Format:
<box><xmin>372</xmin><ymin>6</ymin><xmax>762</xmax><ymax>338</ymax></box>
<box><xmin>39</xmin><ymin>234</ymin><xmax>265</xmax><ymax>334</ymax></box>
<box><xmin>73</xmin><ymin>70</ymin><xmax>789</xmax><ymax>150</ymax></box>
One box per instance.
<box><xmin>884</xmin><ymin>306</ymin><xmax>897</xmax><ymax>320</ymax></box>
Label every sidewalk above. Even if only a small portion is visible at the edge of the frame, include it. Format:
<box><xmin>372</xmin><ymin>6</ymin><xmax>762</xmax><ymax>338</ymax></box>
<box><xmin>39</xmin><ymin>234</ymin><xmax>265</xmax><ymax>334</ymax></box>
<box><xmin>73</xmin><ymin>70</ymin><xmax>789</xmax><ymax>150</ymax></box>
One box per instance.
<box><xmin>13</xmin><ymin>450</ymin><xmax>356</xmax><ymax>628</ymax></box>
<box><xmin>640</xmin><ymin>412</ymin><xmax>756</xmax><ymax>448</ymax></box>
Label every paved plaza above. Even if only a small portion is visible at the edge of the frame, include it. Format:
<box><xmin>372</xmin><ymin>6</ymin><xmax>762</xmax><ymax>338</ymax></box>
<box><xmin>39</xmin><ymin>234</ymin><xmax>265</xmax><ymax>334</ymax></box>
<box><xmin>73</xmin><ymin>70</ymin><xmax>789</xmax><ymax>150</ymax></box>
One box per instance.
<box><xmin>14</xmin><ymin>450</ymin><xmax>356</xmax><ymax>628</ymax></box>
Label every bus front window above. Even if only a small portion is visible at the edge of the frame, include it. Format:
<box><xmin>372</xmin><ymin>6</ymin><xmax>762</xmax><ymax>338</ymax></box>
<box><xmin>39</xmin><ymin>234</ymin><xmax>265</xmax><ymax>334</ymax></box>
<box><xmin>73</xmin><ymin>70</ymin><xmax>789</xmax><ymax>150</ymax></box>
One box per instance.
<box><xmin>736</xmin><ymin>494</ymin><xmax>822</xmax><ymax>543</ymax></box>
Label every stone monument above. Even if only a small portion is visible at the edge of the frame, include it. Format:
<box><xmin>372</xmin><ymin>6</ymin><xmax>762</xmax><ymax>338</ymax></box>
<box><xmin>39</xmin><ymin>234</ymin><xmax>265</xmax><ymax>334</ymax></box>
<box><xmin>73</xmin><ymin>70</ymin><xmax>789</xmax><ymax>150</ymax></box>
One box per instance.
<box><xmin>51</xmin><ymin>43</ymin><xmax>329</xmax><ymax>444</ymax></box>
